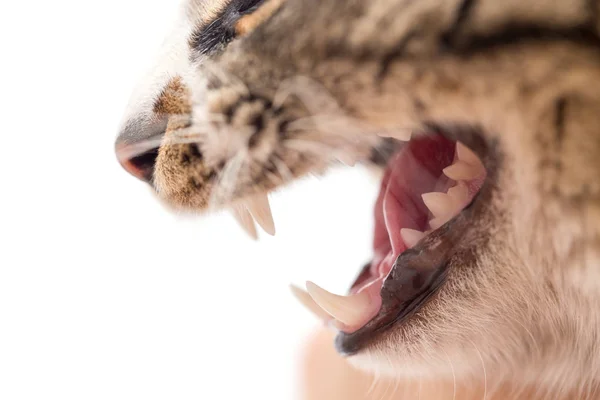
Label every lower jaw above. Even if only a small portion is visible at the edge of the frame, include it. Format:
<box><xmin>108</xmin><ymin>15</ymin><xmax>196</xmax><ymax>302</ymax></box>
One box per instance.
<box><xmin>294</xmin><ymin>130</ymin><xmax>490</xmax><ymax>355</ymax></box>
<box><xmin>336</xmin><ymin>190</ymin><xmax>481</xmax><ymax>355</ymax></box>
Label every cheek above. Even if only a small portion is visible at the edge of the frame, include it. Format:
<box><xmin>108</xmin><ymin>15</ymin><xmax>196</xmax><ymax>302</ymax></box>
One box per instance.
<box><xmin>154</xmin><ymin>146</ymin><xmax>191</xmax><ymax>200</ymax></box>
<box><xmin>154</xmin><ymin>143</ymin><xmax>214</xmax><ymax>209</ymax></box>
<box><xmin>344</xmin><ymin>252</ymin><xmax>540</xmax><ymax>377</ymax></box>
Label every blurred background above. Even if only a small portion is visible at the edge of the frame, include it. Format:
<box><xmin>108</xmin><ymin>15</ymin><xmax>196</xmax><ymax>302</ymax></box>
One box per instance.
<box><xmin>0</xmin><ymin>0</ymin><xmax>379</xmax><ymax>398</ymax></box>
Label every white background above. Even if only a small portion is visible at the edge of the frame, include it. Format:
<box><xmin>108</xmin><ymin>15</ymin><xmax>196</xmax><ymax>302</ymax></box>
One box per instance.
<box><xmin>0</xmin><ymin>1</ymin><xmax>379</xmax><ymax>398</ymax></box>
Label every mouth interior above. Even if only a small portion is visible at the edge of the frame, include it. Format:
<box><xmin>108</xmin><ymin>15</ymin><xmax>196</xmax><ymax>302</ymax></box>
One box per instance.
<box><xmin>298</xmin><ymin>132</ymin><xmax>487</xmax><ymax>338</ymax></box>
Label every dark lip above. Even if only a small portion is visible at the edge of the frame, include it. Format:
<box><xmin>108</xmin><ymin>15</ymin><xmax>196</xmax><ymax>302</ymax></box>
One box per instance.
<box><xmin>335</xmin><ymin>128</ymin><xmax>493</xmax><ymax>356</ymax></box>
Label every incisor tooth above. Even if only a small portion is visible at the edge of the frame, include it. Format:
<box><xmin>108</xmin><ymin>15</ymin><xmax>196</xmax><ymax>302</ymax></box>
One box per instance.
<box><xmin>289</xmin><ymin>284</ymin><xmax>331</xmax><ymax>320</ymax></box>
<box><xmin>377</xmin><ymin>129</ymin><xmax>412</xmax><ymax>141</ymax></box>
<box><xmin>456</xmin><ymin>142</ymin><xmax>483</xmax><ymax>167</ymax></box>
<box><xmin>231</xmin><ymin>205</ymin><xmax>258</xmax><ymax>240</ymax></box>
<box><xmin>447</xmin><ymin>181</ymin><xmax>469</xmax><ymax>206</ymax></box>
<box><xmin>246</xmin><ymin>194</ymin><xmax>276</xmax><ymax>236</ymax></box>
<box><xmin>306</xmin><ymin>281</ymin><xmax>372</xmax><ymax>326</ymax></box>
<box><xmin>422</xmin><ymin>192</ymin><xmax>457</xmax><ymax>218</ymax></box>
<box><xmin>443</xmin><ymin>160</ymin><xmax>484</xmax><ymax>181</ymax></box>
<box><xmin>400</xmin><ymin>228</ymin><xmax>426</xmax><ymax>248</ymax></box>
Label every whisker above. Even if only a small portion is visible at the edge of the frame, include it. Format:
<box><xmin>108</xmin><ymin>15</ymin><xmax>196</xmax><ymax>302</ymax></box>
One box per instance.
<box><xmin>377</xmin><ymin>378</ymin><xmax>392</xmax><ymax>400</ymax></box>
<box><xmin>209</xmin><ymin>150</ymin><xmax>247</xmax><ymax>210</ymax></box>
<box><xmin>270</xmin><ymin>154</ymin><xmax>295</xmax><ymax>184</ymax></box>
<box><xmin>385</xmin><ymin>352</ymin><xmax>400</xmax><ymax>400</ymax></box>
<box><xmin>287</xmin><ymin>115</ymin><xmax>371</xmax><ymax>138</ymax></box>
<box><xmin>283</xmin><ymin>139</ymin><xmax>339</xmax><ymax>155</ymax></box>
<box><xmin>117</xmin><ymin>136</ymin><xmax>166</xmax><ymax>160</ymax></box>
<box><xmin>283</xmin><ymin>137</ymin><xmax>370</xmax><ymax>166</ymax></box>
<box><xmin>469</xmin><ymin>340</ymin><xmax>488</xmax><ymax>400</ymax></box>
<box><xmin>117</xmin><ymin>125</ymin><xmax>214</xmax><ymax>160</ymax></box>
<box><xmin>442</xmin><ymin>349</ymin><xmax>457</xmax><ymax>400</ymax></box>
<box><xmin>367</xmin><ymin>351</ymin><xmax>381</xmax><ymax>396</ymax></box>
<box><xmin>273</xmin><ymin>75</ymin><xmax>343</xmax><ymax>116</ymax></box>
<box><xmin>202</xmin><ymin>60</ymin><xmax>250</xmax><ymax>97</ymax></box>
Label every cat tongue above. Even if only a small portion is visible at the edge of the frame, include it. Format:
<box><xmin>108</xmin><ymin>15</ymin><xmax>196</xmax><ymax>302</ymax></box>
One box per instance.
<box><xmin>292</xmin><ymin>134</ymin><xmax>457</xmax><ymax>332</ymax></box>
<box><xmin>370</xmin><ymin>135</ymin><xmax>455</xmax><ymax>284</ymax></box>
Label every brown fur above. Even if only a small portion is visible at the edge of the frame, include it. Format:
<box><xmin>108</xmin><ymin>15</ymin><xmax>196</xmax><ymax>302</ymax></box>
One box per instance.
<box><xmin>153</xmin><ymin>77</ymin><xmax>191</xmax><ymax>116</ymax></box>
<box><xmin>118</xmin><ymin>0</ymin><xmax>600</xmax><ymax>398</ymax></box>
<box><xmin>235</xmin><ymin>0</ymin><xmax>285</xmax><ymax>36</ymax></box>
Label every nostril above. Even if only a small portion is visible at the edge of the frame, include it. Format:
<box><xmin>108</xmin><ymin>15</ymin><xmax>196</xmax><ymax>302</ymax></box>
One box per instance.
<box><xmin>115</xmin><ymin>114</ymin><xmax>168</xmax><ymax>183</ymax></box>
<box><xmin>116</xmin><ymin>145</ymin><xmax>159</xmax><ymax>183</ymax></box>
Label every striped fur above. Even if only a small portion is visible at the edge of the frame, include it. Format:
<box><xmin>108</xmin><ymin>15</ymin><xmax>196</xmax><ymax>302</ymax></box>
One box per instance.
<box><xmin>118</xmin><ymin>0</ymin><xmax>600</xmax><ymax>398</ymax></box>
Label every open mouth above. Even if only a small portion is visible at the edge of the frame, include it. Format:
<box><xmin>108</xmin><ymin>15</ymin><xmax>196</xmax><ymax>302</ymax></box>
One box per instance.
<box><xmin>117</xmin><ymin>121</ymin><xmax>491</xmax><ymax>355</ymax></box>
<box><xmin>291</xmin><ymin>130</ymin><xmax>489</xmax><ymax>355</ymax></box>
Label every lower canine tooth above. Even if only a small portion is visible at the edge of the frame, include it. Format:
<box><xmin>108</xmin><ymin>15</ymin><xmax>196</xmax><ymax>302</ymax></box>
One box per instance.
<box><xmin>231</xmin><ymin>205</ymin><xmax>258</xmax><ymax>240</ymax></box>
<box><xmin>246</xmin><ymin>194</ymin><xmax>276</xmax><ymax>236</ymax></box>
<box><xmin>443</xmin><ymin>160</ymin><xmax>484</xmax><ymax>181</ymax></box>
<box><xmin>305</xmin><ymin>281</ymin><xmax>372</xmax><ymax>327</ymax></box>
<box><xmin>400</xmin><ymin>228</ymin><xmax>426</xmax><ymax>248</ymax></box>
<box><xmin>289</xmin><ymin>284</ymin><xmax>332</xmax><ymax>320</ymax></box>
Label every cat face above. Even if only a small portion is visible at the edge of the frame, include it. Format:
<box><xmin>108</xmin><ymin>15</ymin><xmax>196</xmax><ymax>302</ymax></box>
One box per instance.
<box><xmin>116</xmin><ymin>0</ymin><xmax>600</xmax><ymax>392</ymax></box>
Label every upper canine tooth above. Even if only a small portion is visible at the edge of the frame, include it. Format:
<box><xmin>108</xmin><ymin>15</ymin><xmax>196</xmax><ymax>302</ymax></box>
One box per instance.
<box><xmin>231</xmin><ymin>205</ymin><xmax>258</xmax><ymax>240</ymax></box>
<box><xmin>400</xmin><ymin>228</ymin><xmax>426</xmax><ymax>248</ymax></box>
<box><xmin>377</xmin><ymin>129</ymin><xmax>412</xmax><ymax>141</ymax></box>
<box><xmin>443</xmin><ymin>161</ymin><xmax>484</xmax><ymax>181</ymax></box>
<box><xmin>305</xmin><ymin>281</ymin><xmax>372</xmax><ymax>327</ymax></box>
<box><xmin>246</xmin><ymin>194</ymin><xmax>276</xmax><ymax>236</ymax></box>
<box><xmin>289</xmin><ymin>284</ymin><xmax>332</xmax><ymax>320</ymax></box>
<box><xmin>421</xmin><ymin>192</ymin><xmax>457</xmax><ymax>218</ymax></box>
<box><xmin>456</xmin><ymin>142</ymin><xmax>483</xmax><ymax>167</ymax></box>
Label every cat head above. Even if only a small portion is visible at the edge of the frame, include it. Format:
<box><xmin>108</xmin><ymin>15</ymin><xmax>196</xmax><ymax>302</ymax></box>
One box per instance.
<box><xmin>116</xmin><ymin>0</ymin><xmax>600</xmax><ymax>392</ymax></box>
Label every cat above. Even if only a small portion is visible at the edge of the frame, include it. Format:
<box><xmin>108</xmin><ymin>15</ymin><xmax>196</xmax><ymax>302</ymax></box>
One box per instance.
<box><xmin>116</xmin><ymin>0</ymin><xmax>600</xmax><ymax>398</ymax></box>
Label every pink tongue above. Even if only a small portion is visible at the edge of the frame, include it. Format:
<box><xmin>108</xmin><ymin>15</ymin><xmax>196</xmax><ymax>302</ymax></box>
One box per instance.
<box><xmin>383</xmin><ymin>135</ymin><xmax>455</xmax><ymax>255</ymax></box>
<box><xmin>369</xmin><ymin>136</ymin><xmax>454</xmax><ymax>286</ymax></box>
<box><xmin>344</xmin><ymin>135</ymin><xmax>455</xmax><ymax>333</ymax></box>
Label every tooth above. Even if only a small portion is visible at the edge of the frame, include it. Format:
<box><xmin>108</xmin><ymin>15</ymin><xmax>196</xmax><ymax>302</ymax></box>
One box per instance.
<box><xmin>289</xmin><ymin>284</ymin><xmax>332</xmax><ymax>320</ymax></box>
<box><xmin>422</xmin><ymin>192</ymin><xmax>457</xmax><ymax>218</ymax></box>
<box><xmin>246</xmin><ymin>194</ymin><xmax>276</xmax><ymax>236</ymax></box>
<box><xmin>429</xmin><ymin>212</ymin><xmax>457</xmax><ymax>230</ymax></box>
<box><xmin>456</xmin><ymin>142</ymin><xmax>483</xmax><ymax>167</ymax></box>
<box><xmin>231</xmin><ymin>205</ymin><xmax>258</xmax><ymax>240</ymax></box>
<box><xmin>429</xmin><ymin>216</ymin><xmax>447</xmax><ymax>230</ymax></box>
<box><xmin>447</xmin><ymin>181</ymin><xmax>469</xmax><ymax>206</ymax></box>
<box><xmin>400</xmin><ymin>228</ymin><xmax>426</xmax><ymax>248</ymax></box>
<box><xmin>377</xmin><ymin>129</ymin><xmax>412</xmax><ymax>141</ymax></box>
<box><xmin>443</xmin><ymin>161</ymin><xmax>484</xmax><ymax>181</ymax></box>
<box><xmin>427</xmin><ymin>184</ymin><xmax>468</xmax><ymax>231</ymax></box>
<box><xmin>305</xmin><ymin>281</ymin><xmax>372</xmax><ymax>327</ymax></box>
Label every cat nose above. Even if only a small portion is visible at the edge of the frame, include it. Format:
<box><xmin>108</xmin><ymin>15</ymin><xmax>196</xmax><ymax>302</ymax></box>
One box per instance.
<box><xmin>115</xmin><ymin>117</ymin><xmax>167</xmax><ymax>183</ymax></box>
<box><xmin>116</xmin><ymin>144</ymin><xmax>159</xmax><ymax>183</ymax></box>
